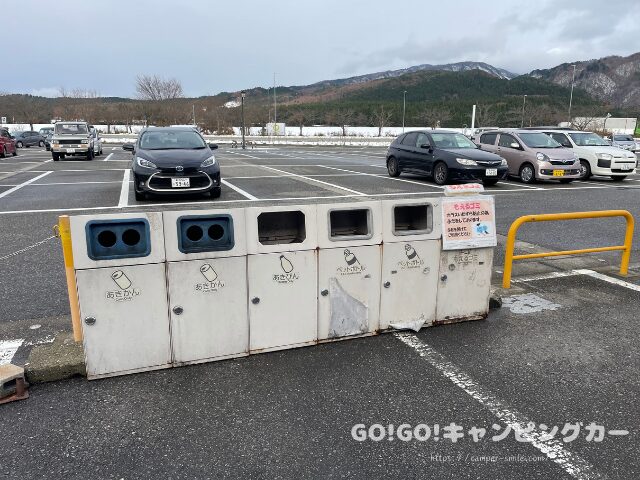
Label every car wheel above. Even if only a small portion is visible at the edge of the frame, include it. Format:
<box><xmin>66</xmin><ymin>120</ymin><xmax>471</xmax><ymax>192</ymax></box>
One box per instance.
<box><xmin>483</xmin><ymin>179</ymin><xmax>499</xmax><ymax>186</ymax></box>
<box><xmin>559</xmin><ymin>179</ymin><xmax>573</xmax><ymax>184</ymax></box>
<box><xmin>519</xmin><ymin>163</ymin><xmax>536</xmax><ymax>184</ymax></box>
<box><xmin>60</xmin><ymin>154</ymin><xmax>66</xmax><ymax>159</ymax></box>
<box><xmin>387</xmin><ymin>157</ymin><xmax>400</xmax><ymax>177</ymax></box>
<box><xmin>433</xmin><ymin>161</ymin><xmax>449</xmax><ymax>185</ymax></box>
<box><xmin>39</xmin><ymin>141</ymin><xmax>45</xmax><ymax>147</ymax></box>
<box><xmin>86</xmin><ymin>149</ymin><xmax>94</xmax><ymax>160</ymax></box>
<box><xmin>611</xmin><ymin>176</ymin><xmax>627</xmax><ymax>182</ymax></box>
<box><xmin>0</xmin><ymin>146</ymin><xmax>5</xmax><ymax>158</ymax></box>
<box><xmin>12</xmin><ymin>148</ymin><xmax>17</xmax><ymax>156</ymax></box>
<box><xmin>579</xmin><ymin>160</ymin><xmax>591</xmax><ymax>180</ymax></box>
<box><xmin>16</xmin><ymin>141</ymin><xmax>23</xmax><ymax>148</ymax></box>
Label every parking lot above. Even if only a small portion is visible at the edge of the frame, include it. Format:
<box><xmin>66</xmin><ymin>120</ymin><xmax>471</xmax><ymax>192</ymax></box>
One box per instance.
<box><xmin>1</xmin><ymin>144</ymin><xmax>640</xmax><ymax>479</ymax></box>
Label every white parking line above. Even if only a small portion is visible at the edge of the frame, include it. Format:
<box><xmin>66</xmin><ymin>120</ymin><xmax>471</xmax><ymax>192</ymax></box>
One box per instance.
<box><xmin>259</xmin><ymin>165</ymin><xmax>366</xmax><ymax>196</ymax></box>
<box><xmin>117</xmin><ymin>169</ymin><xmax>130</xmax><ymax>207</ymax></box>
<box><xmin>512</xmin><ymin>268</ymin><xmax>640</xmax><ymax>293</ymax></box>
<box><xmin>395</xmin><ymin>333</ymin><xmax>603</xmax><ymax>480</ymax></box>
<box><xmin>103</xmin><ymin>153</ymin><xmax>114</xmax><ymax>161</ymax></box>
<box><xmin>221</xmin><ymin>179</ymin><xmax>259</xmax><ymax>200</ymax></box>
<box><xmin>319</xmin><ymin>165</ymin><xmax>445</xmax><ymax>190</ymax></box>
<box><xmin>497</xmin><ymin>181</ymin><xmax>542</xmax><ymax>190</ymax></box>
<box><xmin>0</xmin><ymin>339</ymin><xmax>24</xmax><ymax>365</ymax></box>
<box><xmin>226</xmin><ymin>150</ymin><xmax>262</xmax><ymax>160</ymax></box>
<box><xmin>0</xmin><ymin>171</ymin><xmax>52</xmax><ymax>199</ymax></box>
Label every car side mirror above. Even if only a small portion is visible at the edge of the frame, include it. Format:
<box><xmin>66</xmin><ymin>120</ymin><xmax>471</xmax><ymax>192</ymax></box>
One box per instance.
<box><xmin>122</xmin><ymin>143</ymin><xmax>134</xmax><ymax>152</ymax></box>
<box><xmin>509</xmin><ymin>142</ymin><xmax>520</xmax><ymax>149</ymax></box>
<box><xmin>209</xmin><ymin>143</ymin><xmax>219</xmax><ymax>150</ymax></box>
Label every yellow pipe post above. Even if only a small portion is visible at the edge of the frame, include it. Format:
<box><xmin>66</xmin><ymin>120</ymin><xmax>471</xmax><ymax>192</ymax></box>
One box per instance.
<box><xmin>503</xmin><ymin>210</ymin><xmax>635</xmax><ymax>289</ymax></box>
<box><xmin>58</xmin><ymin>215</ymin><xmax>83</xmax><ymax>342</ymax></box>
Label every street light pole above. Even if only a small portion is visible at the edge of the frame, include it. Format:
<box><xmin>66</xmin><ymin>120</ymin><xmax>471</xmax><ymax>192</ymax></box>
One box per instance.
<box><xmin>568</xmin><ymin>64</ymin><xmax>576</xmax><ymax>124</ymax></box>
<box><xmin>241</xmin><ymin>91</ymin><xmax>246</xmax><ymax>150</ymax></box>
<box><xmin>402</xmin><ymin>90</ymin><xmax>407</xmax><ymax>133</ymax></box>
<box><xmin>520</xmin><ymin>94</ymin><xmax>527</xmax><ymax>128</ymax></box>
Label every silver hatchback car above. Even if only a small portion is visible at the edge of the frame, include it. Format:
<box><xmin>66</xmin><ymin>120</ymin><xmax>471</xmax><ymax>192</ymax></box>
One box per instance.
<box><xmin>478</xmin><ymin>129</ymin><xmax>580</xmax><ymax>184</ymax></box>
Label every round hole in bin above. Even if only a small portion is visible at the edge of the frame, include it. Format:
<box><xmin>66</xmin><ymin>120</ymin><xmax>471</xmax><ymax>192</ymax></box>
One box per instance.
<box><xmin>97</xmin><ymin>230</ymin><xmax>117</xmax><ymax>248</ymax></box>
<box><xmin>186</xmin><ymin>225</ymin><xmax>204</xmax><ymax>242</ymax></box>
<box><xmin>208</xmin><ymin>224</ymin><xmax>225</xmax><ymax>240</ymax></box>
<box><xmin>122</xmin><ymin>228</ymin><xmax>141</xmax><ymax>246</ymax></box>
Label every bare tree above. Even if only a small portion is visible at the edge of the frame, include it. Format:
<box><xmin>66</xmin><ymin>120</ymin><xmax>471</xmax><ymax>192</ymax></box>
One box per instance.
<box><xmin>571</xmin><ymin>116</ymin><xmax>600</xmax><ymax>131</ymax></box>
<box><xmin>474</xmin><ymin>104</ymin><xmax>498</xmax><ymax>128</ymax></box>
<box><xmin>371</xmin><ymin>105</ymin><xmax>393</xmax><ymax>136</ymax></box>
<box><xmin>135</xmin><ymin>75</ymin><xmax>184</xmax><ymax>101</ymax></box>
<box><xmin>419</xmin><ymin>107</ymin><xmax>451</xmax><ymax>128</ymax></box>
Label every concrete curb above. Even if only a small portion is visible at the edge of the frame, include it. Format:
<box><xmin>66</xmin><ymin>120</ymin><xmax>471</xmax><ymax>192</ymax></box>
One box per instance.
<box><xmin>25</xmin><ymin>332</ymin><xmax>86</xmax><ymax>384</ymax></box>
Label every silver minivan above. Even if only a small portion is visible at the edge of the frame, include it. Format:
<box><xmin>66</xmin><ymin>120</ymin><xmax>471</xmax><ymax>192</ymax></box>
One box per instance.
<box><xmin>478</xmin><ymin>129</ymin><xmax>580</xmax><ymax>184</ymax></box>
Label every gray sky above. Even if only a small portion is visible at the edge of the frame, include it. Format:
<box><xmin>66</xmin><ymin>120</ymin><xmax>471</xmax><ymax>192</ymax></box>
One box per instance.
<box><xmin>9</xmin><ymin>0</ymin><xmax>639</xmax><ymax>98</ymax></box>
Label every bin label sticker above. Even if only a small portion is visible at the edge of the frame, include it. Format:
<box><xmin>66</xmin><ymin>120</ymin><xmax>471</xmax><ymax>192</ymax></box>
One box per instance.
<box><xmin>195</xmin><ymin>263</ymin><xmax>225</xmax><ymax>293</ymax></box>
<box><xmin>441</xmin><ymin>196</ymin><xmax>496</xmax><ymax>250</ymax></box>
<box><xmin>106</xmin><ymin>270</ymin><xmax>141</xmax><ymax>302</ymax></box>
<box><xmin>337</xmin><ymin>249</ymin><xmax>366</xmax><ymax>276</ymax></box>
<box><xmin>398</xmin><ymin>244</ymin><xmax>426</xmax><ymax>270</ymax></box>
<box><xmin>273</xmin><ymin>255</ymin><xmax>300</xmax><ymax>284</ymax></box>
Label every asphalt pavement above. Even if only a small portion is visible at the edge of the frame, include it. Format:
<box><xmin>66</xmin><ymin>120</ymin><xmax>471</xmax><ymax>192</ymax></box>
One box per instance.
<box><xmin>1</xmin><ymin>143</ymin><xmax>639</xmax><ymax>479</ymax></box>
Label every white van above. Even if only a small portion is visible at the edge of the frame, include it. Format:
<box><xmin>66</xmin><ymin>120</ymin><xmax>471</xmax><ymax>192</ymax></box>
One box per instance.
<box><xmin>540</xmin><ymin>129</ymin><xmax>637</xmax><ymax>181</ymax></box>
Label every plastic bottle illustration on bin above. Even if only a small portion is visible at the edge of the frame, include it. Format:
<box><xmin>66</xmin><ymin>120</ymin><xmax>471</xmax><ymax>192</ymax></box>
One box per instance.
<box><xmin>66</xmin><ymin>190</ymin><xmax>496</xmax><ymax>380</ymax></box>
<box><xmin>316</xmin><ymin>202</ymin><xmax>382</xmax><ymax>341</ymax></box>
<box><xmin>71</xmin><ymin>213</ymin><xmax>171</xmax><ymax>379</ymax></box>
<box><xmin>163</xmin><ymin>209</ymin><xmax>249</xmax><ymax>365</ymax></box>
<box><xmin>245</xmin><ymin>205</ymin><xmax>319</xmax><ymax>352</ymax></box>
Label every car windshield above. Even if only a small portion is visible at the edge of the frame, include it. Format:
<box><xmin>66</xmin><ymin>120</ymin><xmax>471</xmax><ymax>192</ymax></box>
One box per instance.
<box><xmin>568</xmin><ymin>132</ymin><xmax>610</xmax><ymax>146</ymax></box>
<box><xmin>139</xmin><ymin>130</ymin><xmax>206</xmax><ymax>150</ymax></box>
<box><xmin>614</xmin><ymin>135</ymin><xmax>633</xmax><ymax>141</ymax></box>
<box><xmin>518</xmin><ymin>132</ymin><xmax>561</xmax><ymax>148</ymax></box>
<box><xmin>430</xmin><ymin>133</ymin><xmax>476</xmax><ymax>149</ymax></box>
<box><xmin>55</xmin><ymin>124</ymin><xmax>88</xmax><ymax>134</ymax></box>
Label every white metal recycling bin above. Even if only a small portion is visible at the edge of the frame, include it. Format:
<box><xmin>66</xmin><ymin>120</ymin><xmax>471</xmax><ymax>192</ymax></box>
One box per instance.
<box><xmin>70</xmin><ymin>212</ymin><xmax>171</xmax><ymax>379</ymax></box>
<box><xmin>163</xmin><ymin>208</ymin><xmax>248</xmax><ymax>365</ymax></box>
<box><xmin>436</xmin><ymin>192</ymin><xmax>496</xmax><ymax>323</ymax></box>
<box><xmin>245</xmin><ymin>205</ymin><xmax>318</xmax><ymax>353</ymax></box>
<box><xmin>316</xmin><ymin>201</ymin><xmax>382</xmax><ymax>341</ymax></box>
<box><xmin>379</xmin><ymin>198</ymin><xmax>442</xmax><ymax>331</ymax></box>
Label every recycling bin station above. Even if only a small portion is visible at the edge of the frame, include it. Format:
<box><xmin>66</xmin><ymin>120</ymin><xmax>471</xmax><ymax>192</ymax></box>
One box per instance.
<box><xmin>245</xmin><ymin>205</ymin><xmax>319</xmax><ymax>353</ymax></box>
<box><xmin>163</xmin><ymin>208</ymin><xmax>248</xmax><ymax>365</ymax></box>
<box><xmin>379</xmin><ymin>198</ymin><xmax>442</xmax><ymax>331</ymax></box>
<box><xmin>70</xmin><ymin>212</ymin><xmax>171</xmax><ymax>379</ymax></box>
<box><xmin>435</xmin><ymin>189</ymin><xmax>496</xmax><ymax>323</ymax></box>
<box><xmin>316</xmin><ymin>201</ymin><xmax>382</xmax><ymax>341</ymax></box>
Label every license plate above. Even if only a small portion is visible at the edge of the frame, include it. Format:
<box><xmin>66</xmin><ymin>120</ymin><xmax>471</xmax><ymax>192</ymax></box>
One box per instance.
<box><xmin>621</xmin><ymin>165</ymin><xmax>633</xmax><ymax>171</ymax></box>
<box><xmin>66</xmin><ymin>148</ymin><xmax>75</xmax><ymax>153</ymax></box>
<box><xmin>552</xmin><ymin>170</ymin><xmax>565</xmax><ymax>177</ymax></box>
<box><xmin>486</xmin><ymin>168</ymin><xmax>497</xmax><ymax>176</ymax></box>
<box><xmin>171</xmin><ymin>177</ymin><xmax>190</xmax><ymax>188</ymax></box>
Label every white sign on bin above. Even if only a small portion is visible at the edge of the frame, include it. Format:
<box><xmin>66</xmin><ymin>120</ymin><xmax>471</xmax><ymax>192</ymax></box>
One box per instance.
<box><xmin>441</xmin><ymin>196</ymin><xmax>496</xmax><ymax>250</ymax></box>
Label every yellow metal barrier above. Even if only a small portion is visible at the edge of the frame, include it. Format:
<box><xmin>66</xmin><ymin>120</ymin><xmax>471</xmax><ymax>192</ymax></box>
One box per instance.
<box><xmin>503</xmin><ymin>210</ymin><xmax>634</xmax><ymax>288</ymax></box>
<box><xmin>55</xmin><ymin>215</ymin><xmax>83</xmax><ymax>342</ymax></box>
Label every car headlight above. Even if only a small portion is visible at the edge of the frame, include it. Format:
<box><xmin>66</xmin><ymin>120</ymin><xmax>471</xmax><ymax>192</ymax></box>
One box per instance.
<box><xmin>536</xmin><ymin>152</ymin><xmax>549</xmax><ymax>162</ymax></box>
<box><xmin>500</xmin><ymin>158</ymin><xmax>507</xmax><ymax>166</ymax></box>
<box><xmin>456</xmin><ymin>158</ymin><xmax>477</xmax><ymax>166</ymax></box>
<box><xmin>200</xmin><ymin>155</ymin><xmax>216</xmax><ymax>167</ymax></box>
<box><xmin>136</xmin><ymin>156</ymin><xmax>157</xmax><ymax>169</ymax></box>
<box><xmin>596</xmin><ymin>153</ymin><xmax>613</xmax><ymax>160</ymax></box>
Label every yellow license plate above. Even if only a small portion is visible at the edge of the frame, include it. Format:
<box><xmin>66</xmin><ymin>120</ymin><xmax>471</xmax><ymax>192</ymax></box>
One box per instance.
<box><xmin>552</xmin><ymin>170</ymin><xmax>565</xmax><ymax>177</ymax></box>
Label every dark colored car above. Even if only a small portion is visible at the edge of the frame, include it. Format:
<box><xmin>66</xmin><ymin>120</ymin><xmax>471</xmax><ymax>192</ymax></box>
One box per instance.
<box><xmin>125</xmin><ymin>127</ymin><xmax>221</xmax><ymax>201</ymax></box>
<box><xmin>0</xmin><ymin>128</ymin><xmax>18</xmax><ymax>157</ymax></box>
<box><xmin>40</xmin><ymin>127</ymin><xmax>54</xmax><ymax>151</ymax></box>
<box><xmin>13</xmin><ymin>131</ymin><xmax>46</xmax><ymax>148</ymax></box>
<box><xmin>386</xmin><ymin>130</ymin><xmax>508</xmax><ymax>185</ymax></box>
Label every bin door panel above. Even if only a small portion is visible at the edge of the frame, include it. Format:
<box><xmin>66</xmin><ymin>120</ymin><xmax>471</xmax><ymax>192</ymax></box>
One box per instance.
<box><xmin>436</xmin><ymin>248</ymin><xmax>493</xmax><ymax>322</ymax></box>
<box><xmin>248</xmin><ymin>251</ymin><xmax>317</xmax><ymax>351</ymax></box>
<box><xmin>167</xmin><ymin>256</ymin><xmax>248</xmax><ymax>364</ymax></box>
<box><xmin>77</xmin><ymin>263</ymin><xmax>171</xmax><ymax>378</ymax></box>
<box><xmin>380</xmin><ymin>240</ymin><xmax>440</xmax><ymax>331</ymax></box>
<box><xmin>317</xmin><ymin>245</ymin><xmax>381</xmax><ymax>340</ymax></box>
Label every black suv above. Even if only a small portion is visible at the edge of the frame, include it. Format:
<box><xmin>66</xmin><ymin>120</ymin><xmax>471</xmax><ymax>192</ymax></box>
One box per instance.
<box><xmin>386</xmin><ymin>130</ymin><xmax>508</xmax><ymax>185</ymax></box>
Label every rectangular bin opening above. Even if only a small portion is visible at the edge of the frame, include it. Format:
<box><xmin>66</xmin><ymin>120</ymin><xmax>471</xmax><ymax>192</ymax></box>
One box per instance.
<box><xmin>329</xmin><ymin>209</ymin><xmax>371</xmax><ymax>240</ymax></box>
<box><xmin>85</xmin><ymin>219</ymin><xmax>151</xmax><ymax>260</ymax></box>
<box><xmin>258</xmin><ymin>211</ymin><xmax>306</xmax><ymax>245</ymax></box>
<box><xmin>178</xmin><ymin>215</ymin><xmax>234</xmax><ymax>253</ymax></box>
<box><xmin>393</xmin><ymin>205</ymin><xmax>432</xmax><ymax>235</ymax></box>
